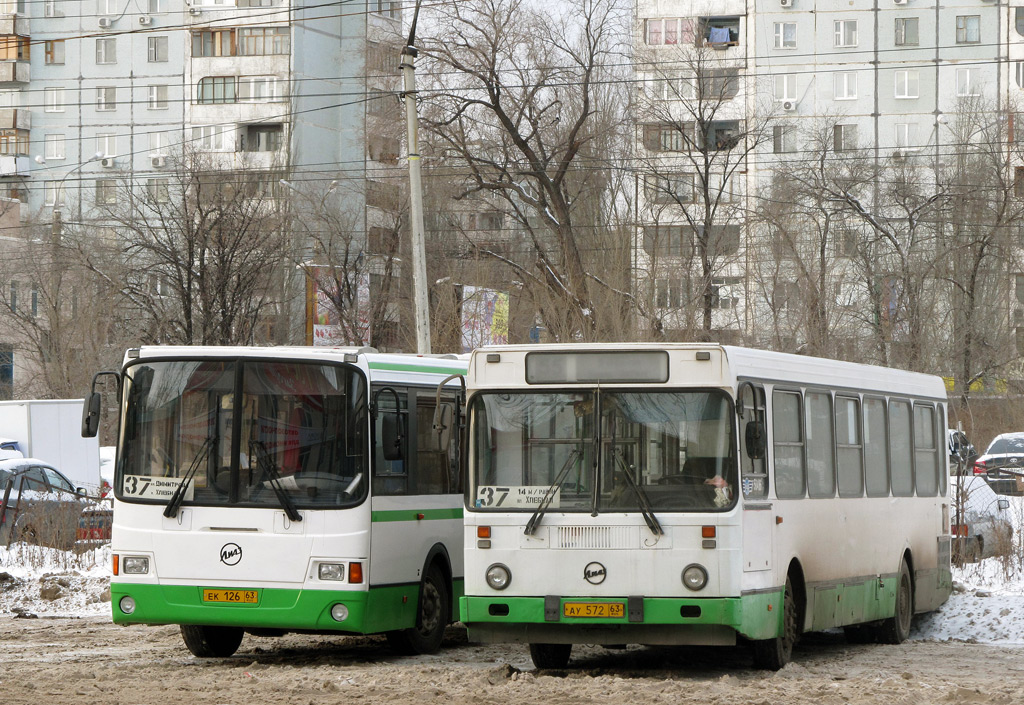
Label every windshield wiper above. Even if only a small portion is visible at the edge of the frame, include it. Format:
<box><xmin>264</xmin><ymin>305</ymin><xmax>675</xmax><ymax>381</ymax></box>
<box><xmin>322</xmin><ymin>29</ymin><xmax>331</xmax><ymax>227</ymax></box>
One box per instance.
<box><xmin>524</xmin><ymin>448</ymin><xmax>580</xmax><ymax>536</ymax></box>
<box><xmin>609</xmin><ymin>448</ymin><xmax>664</xmax><ymax>536</ymax></box>
<box><xmin>163</xmin><ymin>437</ymin><xmax>212</xmax><ymax>519</ymax></box>
<box><xmin>251</xmin><ymin>441</ymin><xmax>302</xmax><ymax>523</ymax></box>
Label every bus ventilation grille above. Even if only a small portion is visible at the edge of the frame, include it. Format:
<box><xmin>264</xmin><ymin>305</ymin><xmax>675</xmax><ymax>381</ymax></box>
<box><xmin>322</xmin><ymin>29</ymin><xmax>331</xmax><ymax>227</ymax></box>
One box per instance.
<box><xmin>555</xmin><ymin>526</ymin><xmax>633</xmax><ymax>550</ymax></box>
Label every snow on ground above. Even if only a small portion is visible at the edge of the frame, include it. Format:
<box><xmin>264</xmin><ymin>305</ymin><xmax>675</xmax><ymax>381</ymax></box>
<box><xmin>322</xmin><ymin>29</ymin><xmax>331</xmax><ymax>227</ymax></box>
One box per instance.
<box><xmin>4</xmin><ymin>540</ymin><xmax>1024</xmax><ymax>646</ymax></box>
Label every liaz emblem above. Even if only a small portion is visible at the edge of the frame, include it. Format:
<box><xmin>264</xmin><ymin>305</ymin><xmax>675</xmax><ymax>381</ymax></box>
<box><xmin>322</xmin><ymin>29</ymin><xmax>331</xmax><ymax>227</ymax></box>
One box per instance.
<box><xmin>220</xmin><ymin>543</ymin><xmax>242</xmax><ymax>566</ymax></box>
<box><xmin>584</xmin><ymin>561</ymin><xmax>606</xmax><ymax>585</ymax></box>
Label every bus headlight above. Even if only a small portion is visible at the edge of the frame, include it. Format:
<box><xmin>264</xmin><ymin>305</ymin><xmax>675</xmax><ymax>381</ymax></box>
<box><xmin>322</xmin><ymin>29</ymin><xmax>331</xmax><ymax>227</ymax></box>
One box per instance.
<box><xmin>682</xmin><ymin>564</ymin><xmax>708</xmax><ymax>591</ymax></box>
<box><xmin>485</xmin><ymin>563</ymin><xmax>511</xmax><ymax>590</ymax></box>
<box><xmin>123</xmin><ymin>557</ymin><xmax>149</xmax><ymax>575</ymax></box>
<box><xmin>119</xmin><ymin>596</ymin><xmax>137</xmax><ymax>615</ymax></box>
<box><xmin>318</xmin><ymin>563</ymin><xmax>345</xmax><ymax>581</ymax></box>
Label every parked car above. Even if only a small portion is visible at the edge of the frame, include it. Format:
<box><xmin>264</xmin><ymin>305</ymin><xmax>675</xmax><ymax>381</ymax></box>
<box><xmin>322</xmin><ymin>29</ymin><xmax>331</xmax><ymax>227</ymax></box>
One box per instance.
<box><xmin>951</xmin><ymin>475</ymin><xmax>1013</xmax><ymax>562</ymax></box>
<box><xmin>948</xmin><ymin>429</ymin><xmax>978</xmax><ymax>475</ymax></box>
<box><xmin>0</xmin><ymin>458</ymin><xmax>111</xmax><ymax>550</ymax></box>
<box><xmin>971</xmin><ymin>432</ymin><xmax>1024</xmax><ymax>495</ymax></box>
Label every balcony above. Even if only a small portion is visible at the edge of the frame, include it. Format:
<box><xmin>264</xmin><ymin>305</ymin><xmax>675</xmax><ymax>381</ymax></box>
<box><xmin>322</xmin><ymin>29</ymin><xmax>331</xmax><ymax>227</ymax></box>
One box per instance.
<box><xmin>0</xmin><ymin>60</ymin><xmax>28</xmax><ymax>83</ymax></box>
<box><xmin>0</xmin><ymin>155</ymin><xmax>29</xmax><ymax>176</ymax></box>
<box><xmin>0</xmin><ymin>108</ymin><xmax>27</xmax><ymax>129</ymax></box>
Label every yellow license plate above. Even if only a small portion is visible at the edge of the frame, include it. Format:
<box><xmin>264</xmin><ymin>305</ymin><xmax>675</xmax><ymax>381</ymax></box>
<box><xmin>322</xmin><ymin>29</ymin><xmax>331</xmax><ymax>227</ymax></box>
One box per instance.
<box><xmin>202</xmin><ymin>589</ymin><xmax>259</xmax><ymax>604</ymax></box>
<box><xmin>563</xmin><ymin>602</ymin><xmax>624</xmax><ymax>618</ymax></box>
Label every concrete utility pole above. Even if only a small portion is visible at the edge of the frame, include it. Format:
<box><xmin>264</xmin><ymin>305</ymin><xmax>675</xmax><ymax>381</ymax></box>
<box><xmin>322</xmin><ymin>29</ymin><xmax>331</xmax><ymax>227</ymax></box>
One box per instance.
<box><xmin>401</xmin><ymin>1</ymin><xmax>431</xmax><ymax>354</ymax></box>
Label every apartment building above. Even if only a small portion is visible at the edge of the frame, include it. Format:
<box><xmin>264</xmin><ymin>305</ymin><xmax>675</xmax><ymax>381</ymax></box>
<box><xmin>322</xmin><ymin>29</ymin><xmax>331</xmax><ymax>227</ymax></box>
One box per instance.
<box><xmin>634</xmin><ymin>0</ymin><xmax>1005</xmax><ymax>346</ymax></box>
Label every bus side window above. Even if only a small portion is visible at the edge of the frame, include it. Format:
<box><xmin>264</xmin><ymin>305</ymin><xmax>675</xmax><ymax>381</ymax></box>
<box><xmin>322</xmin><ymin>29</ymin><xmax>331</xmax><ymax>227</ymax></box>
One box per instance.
<box><xmin>412</xmin><ymin>393</ymin><xmax>450</xmax><ymax>495</ymax></box>
<box><xmin>913</xmin><ymin>403</ymin><xmax>939</xmax><ymax>497</ymax></box>
<box><xmin>889</xmin><ymin>399</ymin><xmax>914</xmax><ymax>497</ymax></box>
<box><xmin>372</xmin><ymin>386</ymin><xmax>409</xmax><ymax>496</ymax></box>
<box><xmin>739</xmin><ymin>384</ymin><xmax>768</xmax><ymax>499</ymax></box>
<box><xmin>805</xmin><ymin>391</ymin><xmax>835</xmax><ymax>498</ymax></box>
<box><xmin>864</xmin><ymin>397</ymin><xmax>889</xmax><ymax>497</ymax></box>
<box><xmin>836</xmin><ymin>395</ymin><xmax>864</xmax><ymax>497</ymax></box>
<box><xmin>772</xmin><ymin>389</ymin><xmax>805</xmax><ymax>499</ymax></box>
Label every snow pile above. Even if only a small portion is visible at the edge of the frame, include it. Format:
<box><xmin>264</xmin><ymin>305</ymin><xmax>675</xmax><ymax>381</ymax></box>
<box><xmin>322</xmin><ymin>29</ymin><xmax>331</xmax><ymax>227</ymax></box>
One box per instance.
<box><xmin>0</xmin><ymin>543</ymin><xmax>112</xmax><ymax>618</ymax></box>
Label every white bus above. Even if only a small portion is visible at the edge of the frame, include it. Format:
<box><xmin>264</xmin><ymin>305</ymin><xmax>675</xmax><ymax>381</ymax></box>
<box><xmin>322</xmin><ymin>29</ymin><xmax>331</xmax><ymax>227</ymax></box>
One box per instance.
<box><xmin>460</xmin><ymin>344</ymin><xmax>951</xmax><ymax>669</ymax></box>
<box><xmin>85</xmin><ymin>346</ymin><xmax>467</xmax><ymax>657</ymax></box>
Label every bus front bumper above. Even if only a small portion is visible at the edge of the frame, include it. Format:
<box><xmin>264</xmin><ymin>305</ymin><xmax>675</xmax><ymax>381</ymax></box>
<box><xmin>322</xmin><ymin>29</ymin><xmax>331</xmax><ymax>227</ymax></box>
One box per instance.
<box><xmin>460</xmin><ymin>591</ymin><xmax>783</xmax><ymax>644</ymax></box>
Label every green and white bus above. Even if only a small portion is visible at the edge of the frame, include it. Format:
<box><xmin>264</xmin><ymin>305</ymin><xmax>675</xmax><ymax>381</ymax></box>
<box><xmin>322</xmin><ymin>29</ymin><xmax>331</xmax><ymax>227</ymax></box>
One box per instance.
<box><xmin>89</xmin><ymin>346</ymin><xmax>466</xmax><ymax>657</ymax></box>
<box><xmin>460</xmin><ymin>344</ymin><xmax>951</xmax><ymax>669</ymax></box>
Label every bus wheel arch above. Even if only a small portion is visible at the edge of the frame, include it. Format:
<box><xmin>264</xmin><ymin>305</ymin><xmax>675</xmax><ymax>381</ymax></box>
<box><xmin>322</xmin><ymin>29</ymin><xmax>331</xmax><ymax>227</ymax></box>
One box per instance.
<box><xmin>386</xmin><ymin>544</ymin><xmax>452</xmax><ymax>655</ymax></box>
<box><xmin>752</xmin><ymin>560</ymin><xmax>805</xmax><ymax>670</ymax></box>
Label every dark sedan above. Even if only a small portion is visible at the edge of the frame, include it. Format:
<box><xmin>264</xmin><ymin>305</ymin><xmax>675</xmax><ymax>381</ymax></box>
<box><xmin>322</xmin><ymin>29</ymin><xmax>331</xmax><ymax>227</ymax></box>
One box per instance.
<box><xmin>971</xmin><ymin>432</ymin><xmax>1024</xmax><ymax>495</ymax></box>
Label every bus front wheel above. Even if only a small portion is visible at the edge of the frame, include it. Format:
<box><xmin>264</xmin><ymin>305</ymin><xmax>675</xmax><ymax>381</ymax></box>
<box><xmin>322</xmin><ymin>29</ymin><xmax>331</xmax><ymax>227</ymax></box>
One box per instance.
<box><xmin>529</xmin><ymin>643</ymin><xmax>572</xmax><ymax>669</ymax></box>
<box><xmin>878</xmin><ymin>561</ymin><xmax>913</xmax><ymax>644</ymax></box>
<box><xmin>386</xmin><ymin>563</ymin><xmax>450</xmax><ymax>655</ymax></box>
<box><xmin>752</xmin><ymin>576</ymin><xmax>799</xmax><ymax>670</ymax></box>
<box><xmin>180</xmin><ymin>624</ymin><xmax>244</xmax><ymax>657</ymax></box>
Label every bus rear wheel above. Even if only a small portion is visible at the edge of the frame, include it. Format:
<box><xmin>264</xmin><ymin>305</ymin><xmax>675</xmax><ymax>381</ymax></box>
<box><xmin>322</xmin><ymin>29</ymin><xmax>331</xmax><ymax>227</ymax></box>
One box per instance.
<box><xmin>180</xmin><ymin>625</ymin><xmax>244</xmax><ymax>657</ymax></box>
<box><xmin>878</xmin><ymin>561</ymin><xmax>913</xmax><ymax>644</ymax></box>
<box><xmin>752</xmin><ymin>576</ymin><xmax>799</xmax><ymax>670</ymax></box>
<box><xmin>529</xmin><ymin>643</ymin><xmax>572</xmax><ymax>669</ymax></box>
<box><xmin>386</xmin><ymin>563</ymin><xmax>450</xmax><ymax>655</ymax></box>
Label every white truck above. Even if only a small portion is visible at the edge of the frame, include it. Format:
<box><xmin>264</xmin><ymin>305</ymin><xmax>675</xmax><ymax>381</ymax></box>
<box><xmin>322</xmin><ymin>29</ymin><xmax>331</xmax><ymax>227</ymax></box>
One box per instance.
<box><xmin>0</xmin><ymin>399</ymin><xmax>101</xmax><ymax>492</ymax></box>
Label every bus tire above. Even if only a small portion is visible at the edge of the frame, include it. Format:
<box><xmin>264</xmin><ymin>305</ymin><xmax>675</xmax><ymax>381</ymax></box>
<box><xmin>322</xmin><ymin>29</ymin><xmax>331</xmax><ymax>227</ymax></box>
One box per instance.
<box><xmin>529</xmin><ymin>643</ymin><xmax>572</xmax><ymax>669</ymax></box>
<box><xmin>878</xmin><ymin>560</ymin><xmax>913</xmax><ymax>644</ymax></box>
<box><xmin>752</xmin><ymin>576</ymin><xmax>799</xmax><ymax>670</ymax></box>
<box><xmin>180</xmin><ymin>624</ymin><xmax>244</xmax><ymax>657</ymax></box>
<box><xmin>386</xmin><ymin>563</ymin><xmax>449</xmax><ymax>655</ymax></box>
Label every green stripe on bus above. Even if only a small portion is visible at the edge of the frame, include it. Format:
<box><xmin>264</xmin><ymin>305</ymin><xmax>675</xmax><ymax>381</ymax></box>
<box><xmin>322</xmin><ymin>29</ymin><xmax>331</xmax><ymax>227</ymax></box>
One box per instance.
<box><xmin>371</xmin><ymin>507</ymin><xmax>464</xmax><ymax>522</ymax></box>
<box><xmin>367</xmin><ymin>362</ymin><xmax>467</xmax><ymax>376</ymax></box>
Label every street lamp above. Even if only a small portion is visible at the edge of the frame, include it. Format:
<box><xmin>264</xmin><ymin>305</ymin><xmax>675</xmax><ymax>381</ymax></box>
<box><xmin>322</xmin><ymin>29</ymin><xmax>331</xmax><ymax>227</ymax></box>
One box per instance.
<box><xmin>33</xmin><ymin>150</ymin><xmax>104</xmax><ymax>232</ymax></box>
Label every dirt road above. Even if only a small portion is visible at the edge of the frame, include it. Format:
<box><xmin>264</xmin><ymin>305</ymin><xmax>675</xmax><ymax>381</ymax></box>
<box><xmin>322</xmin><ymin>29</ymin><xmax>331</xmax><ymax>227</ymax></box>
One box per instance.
<box><xmin>1</xmin><ymin>617</ymin><xmax>1022</xmax><ymax>705</ymax></box>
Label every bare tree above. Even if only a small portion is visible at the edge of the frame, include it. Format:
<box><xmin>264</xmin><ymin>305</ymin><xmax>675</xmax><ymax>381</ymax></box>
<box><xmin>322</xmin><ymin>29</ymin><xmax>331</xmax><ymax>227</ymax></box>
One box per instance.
<box><xmin>70</xmin><ymin>148</ymin><xmax>290</xmax><ymax>346</ymax></box>
<box><xmin>418</xmin><ymin>0</ymin><xmax>631</xmax><ymax>341</ymax></box>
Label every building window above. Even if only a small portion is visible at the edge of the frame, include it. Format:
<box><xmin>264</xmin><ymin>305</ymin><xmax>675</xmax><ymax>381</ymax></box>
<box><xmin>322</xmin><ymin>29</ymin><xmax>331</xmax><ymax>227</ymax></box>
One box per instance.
<box><xmin>644</xmin><ymin>18</ymin><xmax>695</xmax><ymax>46</ymax></box>
<box><xmin>0</xmin><ymin>35</ymin><xmax>29</xmax><ymax>61</ymax></box>
<box><xmin>895</xmin><ymin>123</ymin><xmax>917</xmax><ymax>150</ymax></box>
<box><xmin>834</xmin><ymin>72</ymin><xmax>857</xmax><ymax>100</ymax></box>
<box><xmin>956</xmin><ymin>15</ymin><xmax>980</xmax><ymax>44</ymax></box>
<box><xmin>149</xmin><ymin>131</ymin><xmax>168</xmax><ymax>155</ymax></box>
<box><xmin>642</xmin><ymin>225</ymin><xmax>691</xmax><ymax>258</ymax></box>
<box><xmin>895</xmin><ymin>70</ymin><xmax>919</xmax><ymax>99</ymax></box>
<box><xmin>834</xmin><ymin>124</ymin><xmax>857</xmax><ymax>152</ymax></box>
<box><xmin>192</xmin><ymin>125</ymin><xmax>227</xmax><ymax>150</ymax></box>
<box><xmin>147</xmin><ymin>178</ymin><xmax>169</xmax><ymax>203</ymax></box>
<box><xmin>43</xmin><ymin>181</ymin><xmax>64</xmax><ymax>207</ymax></box>
<box><xmin>895</xmin><ymin>17</ymin><xmax>919</xmax><ymax>46</ymax></box>
<box><xmin>95</xmin><ymin>37</ymin><xmax>116</xmax><ymax>64</ymax></box>
<box><xmin>237</xmin><ymin>27</ymin><xmax>290</xmax><ymax>55</ymax></box>
<box><xmin>710</xmin><ymin>276</ymin><xmax>741</xmax><ymax>307</ymax></box>
<box><xmin>0</xmin><ymin>129</ymin><xmax>27</xmax><ymax>155</ymax></box>
<box><xmin>8</xmin><ymin>281</ymin><xmax>15</xmax><ymax>312</ymax></box>
<box><xmin>44</xmin><ymin>87</ymin><xmax>64</xmax><ymax>113</ymax></box>
<box><xmin>834</xmin><ymin>20</ymin><xmax>858</xmax><ymax>47</ymax></box>
<box><xmin>646</xmin><ymin>173</ymin><xmax>695</xmax><ymax>204</ymax></box>
<box><xmin>95</xmin><ymin>179</ymin><xmax>118</xmax><ymax>205</ymax></box>
<box><xmin>148</xmin><ymin>36</ymin><xmax>168</xmax><ymax>62</ymax></box>
<box><xmin>148</xmin><ymin>0</ymin><xmax>165</xmax><ymax>12</ymax></box>
<box><xmin>197</xmin><ymin>76</ymin><xmax>236</xmax><ymax>104</ymax></box>
<box><xmin>1016</xmin><ymin>167</ymin><xmax>1024</xmax><ymax>198</ymax></box>
<box><xmin>773</xmin><ymin>124</ymin><xmax>796</xmax><ymax>154</ymax></box>
<box><xmin>1017</xmin><ymin>62</ymin><xmax>1024</xmax><ymax>89</ymax></box>
<box><xmin>700</xmin><ymin>17</ymin><xmax>740</xmax><ymax>47</ymax></box>
<box><xmin>96</xmin><ymin>0</ymin><xmax>116</xmax><ymax>14</ymax></box>
<box><xmin>645</xmin><ymin>73</ymin><xmax>695</xmax><ymax>101</ymax></box>
<box><xmin>44</xmin><ymin>40</ymin><xmax>64</xmax><ymax>65</ymax></box>
<box><xmin>96</xmin><ymin>133</ymin><xmax>116</xmax><ymax>157</ymax></box>
<box><xmin>44</xmin><ymin>134</ymin><xmax>65</xmax><ymax>160</ymax></box>
<box><xmin>956</xmin><ymin>68</ymin><xmax>978</xmax><ymax>97</ymax></box>
<box><xmin>96</xmin><ymin>86</ymin><xmax>116</xmax><ymax>111</ymax></box>
<box><xmin>369</xmin><ymin>0</ymin><xmax>399</xmax><ymax>19</ymax></box>
<box><xmin>773</xmin><ymin>22</ymin><xmax>796</xmax><ymax>49</ymax></box>
<box><xmin>238</xmin><ymin>124</ymin><xmax>283</xmax><ymax>152</ymax></box>
<box><xmin>44</xmin><ymin>0</ymin><xmax>64</xmax><ymax>17</ymax></box>
<box><xmin>774</xmin><ymin>74</ymin><xmax>797</xmax><ymax>102</ymax></box>
<box><xmin>643</xmin><ymin>123</ymin><xmax>690</xmax><ymax>152</ymax></box>
<box><xmin>192</xmin><ymin>29</ymin><xmax>236</xmax><ymax>57</ymax></box>
<box><xmin>238</xmin><ymin>75</ymin><xmax>283</xmax><ymax>101</ymax></box>
<box><xmin>654</xmin><ymin>278</ymin><xmax>683</xmax><ymax>308</ymax></box>
<box><xmin>148</xmin><ymin>85</ymin><xmax>168</xmax><ymax>109</ymax></box>
<box><xmin>837</xmin><ymin>229</ymin><xmax>859</xmax><ymax>258</ymax></box>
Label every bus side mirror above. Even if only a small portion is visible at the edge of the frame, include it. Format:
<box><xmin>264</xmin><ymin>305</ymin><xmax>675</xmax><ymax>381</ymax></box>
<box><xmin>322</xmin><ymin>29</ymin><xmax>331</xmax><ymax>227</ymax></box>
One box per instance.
<box><xmin>82</xmin><ymin>392</ymin><xmax>102</xmax><ymax>438</ymax></box>
<box><xmin>381</xmin><ymin>413</ymin><xmax>404</xmax><ymax>461</ymax></box>
<box><xmin>998</xmin><ymin>498</ymin><xmax>1010</xmax><ymax>511</ymax></box>
<box><xmin>745</xmin><ymin>421</ymin><xmax>766</xmax><ymax>459</ymax></box>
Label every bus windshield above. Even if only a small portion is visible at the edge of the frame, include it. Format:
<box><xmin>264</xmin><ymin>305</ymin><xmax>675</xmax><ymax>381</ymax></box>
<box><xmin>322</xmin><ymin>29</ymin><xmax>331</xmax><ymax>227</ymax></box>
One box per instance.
<box><xmin>118</xmin><ymin>359</ymin><xmax>368</xmax><ymax>509</ymax></box>
<box><xmin>469</xmin><ymin>390</ymin><xmax>736</xmax><ymax>513</ymax></box>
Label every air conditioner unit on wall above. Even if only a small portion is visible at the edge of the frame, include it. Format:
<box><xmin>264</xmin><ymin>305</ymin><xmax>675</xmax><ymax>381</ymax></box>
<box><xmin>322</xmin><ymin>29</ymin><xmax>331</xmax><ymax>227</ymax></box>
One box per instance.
<box><xmin>780</xmin><ymin>0</ymin><xmax>793</xmax><ymax>7</ymax></box>
<box><xmin>782</xmin><ymin>100</ymin><xmax>797</xmax><ymax>112</ymax></box>
<box><xmin>139</xmin><ymin>15</ymin><xmax>151</xmax><ymax>25</ymax></box>
<box><xmin>98</xmin><ymin>17</ymin><xmax>112</xmax><ymax>28</ymax></box>
<box><xmin>188</xmin><ymin>6</ymin><xmax>201</xmax><ymax>14</ymax></box>
<box><xmin>893</xmin><ymin>0</ymin><xmax>907</xmax><ymax>4</ymax></box>
<box><xmin>101</xmin><ymin>157</ymin><xmax>114</xmax><ymax>168</ymax></box>
<box><xmin>151</xmin><ymin>156</ymin><xmax>166</xmax><ymax>168</ymax></box>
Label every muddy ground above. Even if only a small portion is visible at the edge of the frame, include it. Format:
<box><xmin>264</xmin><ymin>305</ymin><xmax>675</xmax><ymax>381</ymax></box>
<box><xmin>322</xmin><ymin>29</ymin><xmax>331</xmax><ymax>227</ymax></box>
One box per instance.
<box><xmin>1</xmin><ymin>617</ymin><xmax>1022</xmax><ymax>705</ymax></box>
